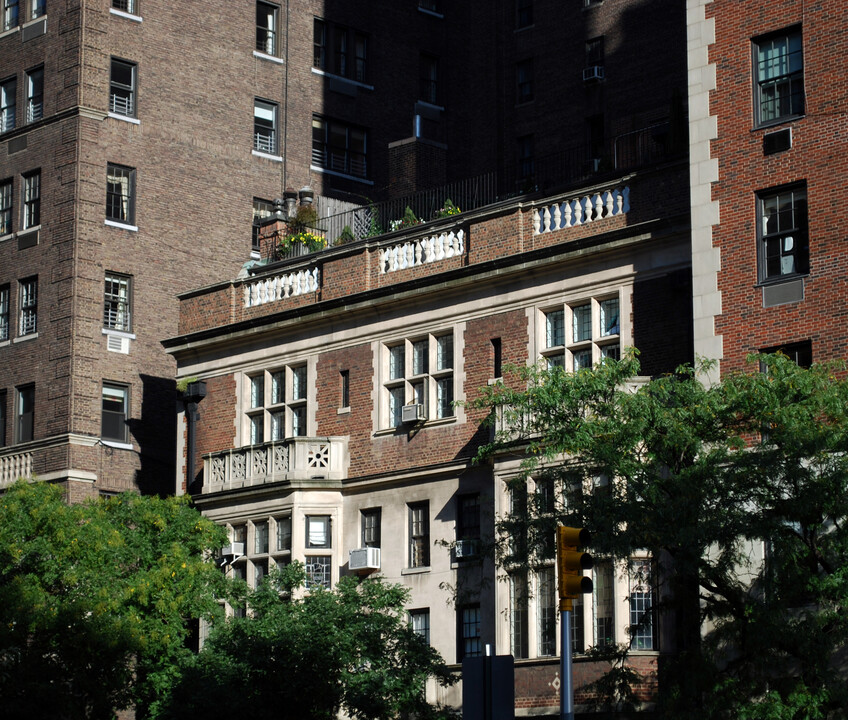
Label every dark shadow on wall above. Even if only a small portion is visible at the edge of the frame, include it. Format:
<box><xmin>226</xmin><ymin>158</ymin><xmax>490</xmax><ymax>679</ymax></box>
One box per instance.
<box><xmin>126</xmin><ymin>374</ymin><xmax>178</xmax><ymax>496</ymax></box>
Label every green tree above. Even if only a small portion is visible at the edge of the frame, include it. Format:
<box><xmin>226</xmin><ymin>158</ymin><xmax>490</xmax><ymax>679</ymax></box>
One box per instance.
<box><xmin>158</xmin><ymin>563</ymin><xmax>458</xmax><ymax>720</ymax></box>
<box><xmin>474</xmin><ymin>352</ymin><xmax>848</xmax><ymax>719</ymax></box>
<box><xmin>0</xmin><ymin>481</ymin><xmax>228</xmax><ymax>719</ymax></box>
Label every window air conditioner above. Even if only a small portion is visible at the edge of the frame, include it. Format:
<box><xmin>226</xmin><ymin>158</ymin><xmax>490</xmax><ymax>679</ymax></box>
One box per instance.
<box><xmin>401</xmin><ymin>403</ymin><xmax>425</xmax><ymax>423</ymax></box>
<box><xmin>455</xmin><ymin>539</ymin><xmax>479</xmax><ymax>559</ymax></box>
<box><xmin>221</xmin><ymin>542</ymin><xmax>245</xmax><ymax>559</ymax></box>
<box><xmin>349</xmin><ymin>547</ymin><xmax>381</xmax><ymax>570</ymax></box>
<box><xmin>582</xmin><ymin>65</ymin><xmax>605</xmax><ymax>82</ymax></box>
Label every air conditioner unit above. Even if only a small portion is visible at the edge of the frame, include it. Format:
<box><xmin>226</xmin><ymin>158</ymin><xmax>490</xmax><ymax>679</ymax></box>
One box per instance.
<box><xmin>349</xmin><ymin>547</ymin><xmax>381</xmax><ymax>571</ymax></box>
<box><xmin>583</xmin><ymin>65</ymin><xmax>605</xmax><ymax>82</ymax></box>
<box><xmin>221</xmin><ymin>542</ymin><xmax>245</xmax><ymax>559</ymax></box>
<box><xmin>455</xmin><ymin>539</ymin><xmax>479</xmax><ymax>559</ymax></box>
<box><xmin>401</xmin><ymin>403</ymin><xmax>425</xmax><ymax>423</ymax></box>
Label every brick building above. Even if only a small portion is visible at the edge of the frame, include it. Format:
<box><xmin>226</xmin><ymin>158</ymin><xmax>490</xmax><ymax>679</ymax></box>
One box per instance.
<box><xmin>0</xmin><ymin>0</ymin><xmax>686</xmax><ymax>500</ymax></box>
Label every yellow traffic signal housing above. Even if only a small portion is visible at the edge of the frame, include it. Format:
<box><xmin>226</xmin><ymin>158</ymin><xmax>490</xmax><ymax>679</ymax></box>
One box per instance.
<box><xmin>556</xmin><ymin>526</ymin><xmax>593</xmax><ymax>611</ymax></box>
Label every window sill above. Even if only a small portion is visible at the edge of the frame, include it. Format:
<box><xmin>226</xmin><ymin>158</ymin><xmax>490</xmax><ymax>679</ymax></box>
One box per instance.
<box><xmin>13</xmin><ymin>332</ymin><xmax>38</xmax><ymax>343</ymax></box>
<box><xmin>108</xmin><ymin>112</ymin><xmax>140</xmax><ymax>125</ymax></box>
<box><xmin>105</xmin><ymin>219</ymin><xmax>138</xmax><ymax>231</ymax></box>
<box><xmin>401</xmin><ymin>566</ymin><xmax>431</xmax><ymax>575</ymax></box>
<box><xmin>102</xmin><ymin>328</ymin><xmax>136</xmax><ymax>340</ymax></box>
<box><xmin>101</xmin><ymin>439</ymin><xmax>133</xmax><ymax>450</ymax></box>
<box><xmin>310</xmin><ymin>67</ymin><xmax>374</xmax><ymax>91</ymax></box>
<box><xmin>753</xmin><ymin>114</ymin><xmax>804</xmax><ymax>132</ymax></box>
<box><xmin>254</xmin><ymin>50</ymin><xmax>284</xmax><ymax>65</ymax></box>
<box><xmin>0</xmin><ymin>339</ymin><xmax>9</xmax><ymax>348</ymax></box>
<box><xmin>310</xmin><ymin>164</ymin><xmax>373</xmax><ymax>185</ymax></box>
<box><xmin>0</xmin><ymin>232</ymin><xmax>12</xmax><ymax>243</ymax></box>
<box><xmin>0</xmin><ymin>26</ymin><xmax>20</xmax><ymax>40</ymax></box>
<box><xmin>109</xmin><ymin>8</ymin><xmax>142</xmax><ymax>22</ymax></box>
<box><xmin>755</xmin><ymin>272</ymin><xmax>809</xmax><ymax>288</ymax></box>
<box><xmin>416</xmin><ymin>99</ymin><xmax>445</xmax><ymax>112</ymax></box>
<box><xmin>417</xmin><ymin>7</ymin><xmax>444</xmax><ymax>18</ymax></box>
<box><xmin>375</xmin><ymin>415</ymin><xmax>457</xmax><ymax>436</ymax></box>
<box><xmin>337</xmin><ymin>406</ymin><xmax>351</xmax><ymax>415</ymax></box>
<box><xmin>252</xmin><ymin>149</ymin><xmax>283</xmax><ymax>162</ymax></box>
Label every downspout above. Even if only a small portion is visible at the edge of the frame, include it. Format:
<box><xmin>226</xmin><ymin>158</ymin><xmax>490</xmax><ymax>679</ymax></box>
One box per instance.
<box><xmin>182</xmin><ymin>381</ymin><xmax>207</xmax><ymax>495</ymax></box>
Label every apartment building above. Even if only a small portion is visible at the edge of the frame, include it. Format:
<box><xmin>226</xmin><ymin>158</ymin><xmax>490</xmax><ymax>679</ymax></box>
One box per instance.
<box><xmin>0</xmin><ymin>0</ymin><xmax>687</xmax><ymax>501</ymax></box>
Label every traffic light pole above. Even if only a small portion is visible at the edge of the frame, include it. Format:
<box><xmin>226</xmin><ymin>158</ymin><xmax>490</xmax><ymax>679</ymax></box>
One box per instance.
<box><xmin>560</xmin><ymin>605</ymin><xmax>574</xmax><ymax>720</ymax></box>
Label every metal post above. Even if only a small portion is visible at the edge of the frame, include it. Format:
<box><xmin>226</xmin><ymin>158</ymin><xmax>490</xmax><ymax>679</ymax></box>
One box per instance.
<box><xmin>560</xmin><ymin>609</ymin><xmax>573</xmax><ymax>720</ymax></box>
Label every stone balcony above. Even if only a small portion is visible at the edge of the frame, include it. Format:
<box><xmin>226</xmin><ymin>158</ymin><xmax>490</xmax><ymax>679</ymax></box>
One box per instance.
<box><xmin>202</xmin><ymin>436</ymin><xmax>348</xmax><ymax>494</ymax></box>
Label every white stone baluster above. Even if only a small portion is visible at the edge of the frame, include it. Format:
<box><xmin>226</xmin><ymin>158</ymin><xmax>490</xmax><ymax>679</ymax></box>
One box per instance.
<box><xmin>532</xmin><ymin>209</ymin><xmax>541</xmax><ymax>235</ymax></box>
<box><xmin>572</xmin><ymin>199</ymin><xmax>583</xmax><ymax>226</ymax></box>
<box><xmin>594</xmin><ymin>193</ymin><xmax>604</xmax><ymax>220</ymax></box>
<box><xmin>456</xmin><ymin>229</ymin><xmax>464</xmax><ymax>254</ymax></box>
<box><xmin>603</xmin><ymin>191</ymin><xmax>614</xmax><ymax>217</ymax></box>
<box><xmin>563</xmin><ymin>201</ymin><xmax>573</xmax><ymax>228</ymax></box>
<box><xmin>553</xmin><ymin>203</ymin><xmax>562</xmax><ymax>231</ymax></box>
<box><xmin>542</xmin><ymin>207</ymin><xmax>551</xmax><ymax>233</ymax></box>
<box><xmin>582</xmin><ymin>196</ymin><xmax>594</xmax><ymax>223</ymax></box>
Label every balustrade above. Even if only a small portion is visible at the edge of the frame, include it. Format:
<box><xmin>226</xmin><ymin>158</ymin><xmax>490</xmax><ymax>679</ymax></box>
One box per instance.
<box><xmin>380</xmin><ymin>229</ymin><xmax>464</xmax><ymax>274</ymax></box>
<box><xmin>244</xmin><ymin>266</ymin><xmax>320</xmax><ymax>308</ymax></box>
<box><xmin>0</xmin><ymin>451</ymin><xmax>33</xmax><ymax>489</ymax></box>
<box><xmin>533</xmin><ymin>186</ymin><xmax>629</xmax><ymax>235</ymax></box>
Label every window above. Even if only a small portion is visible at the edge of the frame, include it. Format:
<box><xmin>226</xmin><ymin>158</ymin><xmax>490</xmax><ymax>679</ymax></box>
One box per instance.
<box><xmin>109</xmin><ymin>59</ymin><xmax>136</xmax><ymax>117</ymax></box>
<box><xmin>255</xmin><ymin>1</ymin><xmax>279</xmax><ymax>55</ymax></box>
<box><xmin>0</xmin><ymin>390</ymin><xmax>6</xmax><ymax>446</ymax></box>
<box><xmin>758</xmin><ymin>184</ymin><xmax>807</xmax><ymax>282</ymax></box>
<box><xmin>543</xmin><ymin>294</ymin><xmax>621</xmax><ymax>370</ymax></box>
<box><xmin>409</xmin><ymin>501</ymin><xmax>430</xmax><ymax>568</ymax></box>
<box><xmin>492</xmin><ymin>337</ymin><xmax>502</xmax><ymax>379</ymax></box>
<box><xmin>339</xmin><ymin>369</ymin><xmax>350</xmax><ymax>409</ymax></box>
<box><xmin>244</xmin><ymin>365</ymin><xmax>309</xmax><ymax>443</ymax></box>
<box><xmin>419</xmin><ymin>54</ymin><xmax>439</xmax><ymax>105</ymax></box>
<box><xmin>312</xmin><ymin>115</ymin><xmax>367</xmax><ymax>179</ymax></box>
<box><xmin>312</xmin><ymin>18</ymin><xmax>367</xmax><ymax>82</ymax></box>
<box><xmin>383</xmin><ymin>332</ymin><xmax>454</xmax><ymax>427</ymax></box>
<box><xmin>456</xmin><ymin>494</ymin><xmax>480</xmax><ymax>558</ymax></box>
<box><xmin>1</xmin><ymin>78</ymin><xmax>15</xmax><ymax>133</ymax></box>
<box><xmin>516</xmin><ymin>59</ymin><xmax>534</xmax><ymax>103</ymax></box>
<box><xmin>0</xmin><ymin>284</ymin><xmax>8</xmax><ymax>341</ymax></box>
<box><xmin>16</xmin><ymin>384</ymin><xmax>33</xmax><ymax>443</ymax></box>
<box><xmin>537</xmin><ymin>567</ymin><xmax>557</xmax><ymax>656</ymax></box>
<box><xmin>254</xmin><ymin>520</ymin><xmax>269</xmax><ymax>554</ymax></box>
<box><xmin>629</xmin><ymin>559</ymin><xmax>654</xmax><ymax>650</ymax></box>
<box><xmin>510</xmin><ymin>571</ymin><xmax>529</xmax><ymax>659</ymax></box>
<box><xmin>111</xmin><ymin>0</ymin><xmax>134</xmax><ymax>13</ymax></box>
<box><xmin>25</xmin><ymin>67</ymin><xmax>42</xmax><ymax>124</ymax></box>
<box><xmin>572</xmin><ymin>596</ymin><xmax>585</xmax><ymax>654</ymax></box>
<box><xmin>103</xmin><ymin>272</ymin><xmax>132</xmax><ymax>331</ymax></box>
<box><xmin>410</xmin><ymin>609</ymin><xmax>430</xmax><ymax>645</ymax></box>
<box><xmin>516</xmin><ymin>0</ymin><xmax>532</xmax><ymax>28</ymax></box>
<box><xmin>594</xmin><ymin>561</ymin><xmax>614</xmax><ymax>646</ymax></box>
<box><xmin>101</xmin><ymin>382</ymin><xmax>129</xmax><ymax>443</ymax></box>
<box><xmin>754</xmin><ymin>28</ymin><xmax>803</xmax><ymax>125</ymax></box>
<box><xmin>18</xmin><ymin>276</ymin><xmax>36</xmax><ymax>336</ymax></box>
<box><xmin>586</xmin><ymin>36</ymin><xmax>604</xmax><ymax>67</ymax></box>
<box><xmin>3</xmin><ymin>0</ymin><xmax>18</xmax><ymax>31</ymax></box>
<box><xmin>275</xmin><ymin>515</ymin><xmax>292</xmax><ymax>552</ymax></box>
<box><xmin>31</xmin><ymin>0</ymin><xmax>44</xmax><ymax>19</ymax></box>
<box><xmin>305</xmin><ymin>555</ymin><xmax>331</xmax><ymax>589</ymax></box>
<box><xmin>361</xmin><ymin>508</ymin><xmax>381</xmax><ymax>548</ymax></box>
<box><xmin>22</xmin><ymin>170</ymin><xmax>39</xmax><ymax>229</ymax></box>
<box><xmin>459</xmin><ymin>605</ymin><xmax>481</xmax><ymax>660</ymax></box>
<box><xmin>518</xmin><ymin>134</ymin><xmax>534</xmax><ymax>182</ymax></box>
<box><xmin>106</xmin><ymin>164</ymin><xmax>136</xmax><ymax>225</ymax></box>
<box><xmin>761</xmin><ymin>340</ymin><xmax>812</xmax><ymax>368</ymax></box>
<box><xmin>306</xmin><ymin>515</ymin><xmax>331</xmax><ymax>548</ymax></box>
<box><xmin>253</xmin><ymin>99</ymin><xmax>278</xmax><ymax>155</ymax></box>
<box><xmin>0</xmin><ymin>178</ymin><xmax>11</xmax><ymax>234</ymax></box>
<box><xmin>252</xmin><ymin>197</ymin><xmax>273</xmax><ymax>252</ymax></box>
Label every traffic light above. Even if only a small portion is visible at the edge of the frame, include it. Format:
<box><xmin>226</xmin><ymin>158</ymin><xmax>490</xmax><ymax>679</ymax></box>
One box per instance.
<box><xmin>556</xmin><ymin>526</ymin><xmax>593</xmax><ymax>612</ymax></box>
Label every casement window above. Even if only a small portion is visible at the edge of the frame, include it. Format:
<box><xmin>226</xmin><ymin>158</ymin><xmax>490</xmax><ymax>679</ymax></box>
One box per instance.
<box><xmin>253</xmin><ymin>99</ymin><xmax>278</xmax><ymax>155</ymax></box>
<box><xmin>361</xmin><ymin>508</ymin><xmax>381</xmax><ymax>548</ymax></box>
<box><xmin>244</xmin><ymin>364</ymin><xmax>309</xmax><ymax>444</ymax></box>
<box><xmin>419</xmin><ymin>54</ymin><xmax>439</xmax><ymax>105</ymax></box>
<box><xmin>537</xmin><ymin>567</ymin><xmax>557</xmax><ymax>656</ymax></box>
<box><xmin>408</xmin><ymin>501</ymin><xmax>430</xmax><ymax>568</ymax></box>
<box><xmin>101</xmin><ymin>382</ymin><xmax>129</xmax><ymax>443</ymax></box>
<box><xmin>311</xmin><ymin>115</ymin><xmax>367</xmax><ymax>179</ymax></box>
<box><xmin>758</xmin><ymin>184</ymin><xmax>808</xmax><ymax>282</ymax></box>
<box><xmin>0</xmin><ymin>178</ymin><xmax>11</xmax><ymax>235</ymax></box>
<box><xmin>305</xmin><ymin>555</ymin><xmax>331</xmax><ymax>589</ymax></box>
<box><xmin>0</xmin><ymin>78</ymin><xmax>15</xmax><ymax>133</ymax></box>
<box><xmin>25</xmin><ymin>67</ymin><xmax>42</xmax><ymax>123</ymax></box>
<box><xmin>109</xmin><ymin>59</ymin><xmax>136</xmax><ymax>117</ymax></box>
<box><xmin>543</xmin><ymin>294</ymin><xmax>621</xmax><ymax>371</ymax></box>
<box><xmin>253</xmin><ymin>520</ymin><xmax>269</xmax><ymax>555</ymax></box>
<box><xmin>312</xmin><ymin>18</ymin><xmax>367</xmax><ymax>83</ymax></box>
<box><xmin>410</xmin><ymin>609</ymin><xmax>430</xmax><ymax>645</ymax></box>
<box><xmin>458</xmin><ymin>605</ymin><xmax>481</xmax><ymax>660</ymax></box>
<box><xmin>629</xmin><ymin>558</ymin><xmax>655</xmax><ymax>650</ymax></box>
<box><xmin>16</xmin><ymin>383</ymin><xmax>34</xmax><ymax>443</ymax></box>
<box><xmin>255</xmin><ymin>1</ymin><xmax>279</xmax><ymax>55</ymax></box>
<box><xmin>22</xmin><ymin>170</ymin><xmax>39</xmax><ymax>229</ymax></box>
<box><xmin>516</xmin><ymin>59</ymin><xmax>534</xmax><ymax>104</ymax></box>
<box><xmin>18</xmin><ymin>276</ymin><xmax>36</xmax><ymax>336</ymax></box>
<box><xmin>0</xmin><ymin>390</ymin><xmax>6</xmax><ymax>446</ymax></box>
<box><xmin>0</xmin><ymin>284</ymin><xmax>9</xmax><ymax>341</ymax></box>
<box><xmin>106</xmin><ymin>164</ymin><xmax>136</xmax><ymax>225</ymax></box>
<box><xmin>509</xmin><ymin>571</ymin><xmax>529</xmax><ymax>659</ymax></box>
<box><xmin>111</xmin><ymin>0</ymin><xmax>134</xmax><ymax>14</ymax></box>
<box><xmin>382</xmin><ymin>332</ymin><xmax>454</xmax><ymax>428</ymax></box>
<box><xmin>516</xmin><ymin>0</ymin><xmax>532</xmax><ymax>29</ymax></box>
<box><xmin>275</xmin><ymin>515</ymin><xmax>292</xmax><ymax>552</ymax></box>
<box><xmin>754</xmin><ymin>28</ymin><xmax>803</xmax><ymax>126</ymax></box>
<box><xmin>31</xmin><ymin>0</ymin><xmax>44</xmax><ymax>19</ymax></box>
<box><xmin>103</xmin><ymin>272</ymin><xmax>132</xmax><ymax>332</ymax></box>
<box><xmin>593</xmin><ymin>560</ymin><xmax>614</xmax><ymax>646</ymax></box>
<box><xmin>3</xmin><ymin>0</ymin><xmax>18</xmax><ymax>31</ymax></box>
<box><xmin>306</xmin><ymin>515</ymin><xmax>331</xmax><ymax>549</ymax></box>
<box><xmin>252</xmin><ymin>197</ymin><xmax>273</xmax><ymax>252</ymax></box>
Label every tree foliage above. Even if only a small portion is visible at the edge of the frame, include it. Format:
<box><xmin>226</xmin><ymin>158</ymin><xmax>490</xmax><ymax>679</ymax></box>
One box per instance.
<box><xmin>158</xmin><ymin>563</ymin><xmax>458</xmax><ymax>720</ymax></box>
<box><xmin>0</xmin><ymin>481</ymin><xmax>228</xmax><ymax>719</ymax></box>
<box><xmin>474</xmin><ymin>351</ymin><xmax>848</xmax><ymax>719</ymax></box>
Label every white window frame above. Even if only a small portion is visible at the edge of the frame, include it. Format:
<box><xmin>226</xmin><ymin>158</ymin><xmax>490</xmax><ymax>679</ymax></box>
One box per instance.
<box><xmin>105</xmin><ymin>163</ymin><xmax>136</xmax><ymax>226</ymax></box>
<box><xmin>0</xmin><ymin>284</ymin><xmax>9</xmax><ymax>341</ymax></box>
<box><xmin>408</xmin><ymin>501</ymin><xmax>430</xmax><ymax>569</ymax></box>
<box><xmin>253</xmin><ymin>98</ymin><xmax>278</xmax><ymax>156</ymax></box>
<box><xmin>0</xmin><ymin>177</ymin><xmax>12</xmax><ymax>235</ymax></box>
<box><xmin>541</xmin><ymin>291</ymin><xmax>622</xmax><ymax>371</ymax></box>
<box><xmin>0</xmin><ymin>77</ymin><xmax>15</xmax><ymax>133</ymax></box>
<box><xmin>103</xmin><ymin>272</ymin><xmax>132</xmax><ymax>332</ymax></box>
<box><xmin>101</xmin><ymin>382</ymin><xmax>130</xmax><ymax>445</ymax></box>
<box><xmin>243</xmin><ymin>364</ymin><xmax>310</xmax><ymax>445</ymax></box>
<box><xmin>255</xmin><ymin>1</ymin><xmax>279</xmax><ymax>56</ymax></box>
<box><xmin>410</xmin><ymin>609</ymin><xmax>430</xmax><ymax>645</ymax></box>
<box><xmin>109</xmin><ymin>58</ymin><xmax>136</xmax><ymax>118</ymax></box>
<box><xmin>18</xmin><ymin>276</ymin><xmax>36</xmax><ymax>336</ymax></box>
<box><xmin>3</xmin><ymin>0</ymin><xmax>18</xmax><ymax>32</ymax></box>
<box><xmin>22</xmin><ymin>170</ymin><xmax>39</xmax><ymax>230</ymax></box>
<box><xmin>25</xmin><ymin>66</ymin><xmax>42</xmax><ymax>124</ymax></box>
